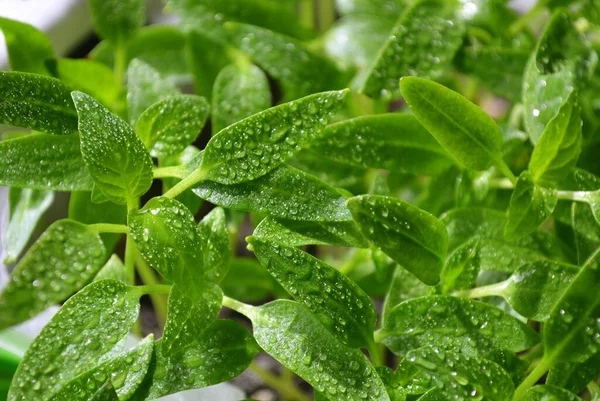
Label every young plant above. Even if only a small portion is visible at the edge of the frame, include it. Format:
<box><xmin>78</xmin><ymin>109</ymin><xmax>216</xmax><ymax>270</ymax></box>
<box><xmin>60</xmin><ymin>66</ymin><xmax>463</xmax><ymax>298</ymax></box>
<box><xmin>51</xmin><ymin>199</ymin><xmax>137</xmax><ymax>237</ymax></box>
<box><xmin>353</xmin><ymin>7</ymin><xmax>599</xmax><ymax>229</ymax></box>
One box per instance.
<box><xmin>0</xmin><ymin>0</ymin><xmax>599</xmax><ymax>400</ymax></box>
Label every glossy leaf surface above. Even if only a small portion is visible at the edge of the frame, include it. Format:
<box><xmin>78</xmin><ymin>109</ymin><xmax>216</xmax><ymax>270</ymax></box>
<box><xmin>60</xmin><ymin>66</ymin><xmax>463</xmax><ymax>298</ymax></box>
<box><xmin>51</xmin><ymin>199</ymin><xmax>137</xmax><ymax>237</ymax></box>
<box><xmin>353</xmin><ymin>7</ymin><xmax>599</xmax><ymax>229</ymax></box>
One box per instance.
<box><xmin>0</xmin><ymin>17</ymin><xmax>55</xmax><ymax>75</ymax></box>
<box><xmin>198</xmin><ymin>207</ymin><xmax>231</xmax><ymax>283</ymax></box>
<box><xmin>522</xmin><ymin>385</ymin><xmax>583</xmax><ymax>401</ymax></box>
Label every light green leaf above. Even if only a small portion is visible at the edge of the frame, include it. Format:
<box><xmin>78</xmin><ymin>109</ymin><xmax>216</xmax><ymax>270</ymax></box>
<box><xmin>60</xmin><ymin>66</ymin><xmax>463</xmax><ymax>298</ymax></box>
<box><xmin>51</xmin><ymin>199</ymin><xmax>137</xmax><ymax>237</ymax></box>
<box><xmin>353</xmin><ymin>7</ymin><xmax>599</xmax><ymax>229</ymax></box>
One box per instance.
<box><xmin>382</xmin><ymin>265</ymin><xmax>431</xmax><ymax>325</ymax></box>
<box><xmin>212</xmin><ymin>61</ymin><xmax>272</xmax><ymax>134</ymax></box>
<box><xmin>0</xmin><ymin>17</ymin><xmax>55</xmax><ymax>75</ymax></box>
<box><xmin>529</xmin><ymin>92</ymin><xmax>582</xmax><ymax>186</ymax></box>
<box><xmin>361</xmin><ymin>0</ymin><xmax>464</xmax><ymax>100</ymax></box>
<box><xmin>162</xmin><ymin>284</ymin><xmax>223</xmax><ymax>355</ymax></box>
<box><xmin>0</xmin><ymin>133</ymin><xmax>93</xmax><ymax>191</ymax></box>
<box><xmin>88</xmin><ymin>0</ymin><xmax>145</xmax><ymax>45</ymax></box>
<box><xmin>0</xmin><ymin>72</ymin><xmax>77</xmax><ymax>135</ymax></box>
<box><xmin>72</xmin><ymin>91</ymin><xmax>153</xmax><ymax>205</ymax></box>
<box><xmin>336</xmin><ymin>0</ymin><xmax>403</xmax><ymax>15</ymax></box>
<box><xmin>198</xmin><ymin>207</ymin><xmax>231</xmax><ymax>283</ymax></box>
<box><xmin>136</xmin><ymin>94</ymin><xmax>209</xmax><ymax>157</ymax></box>
<box><xmin>250</xmin><ymin>300</ymin><xmax>390</xmax><ymax>401</ymax></box>
<box><xmin>248</xmin><ymin>237</ymin><xmax>377</xmax><ymax>348</ymax></box>
<box><xmin>310</xmin><ymin>114</ymin><xmax>454</xmax><ymax>175</ymax></box>
<box><xmin>522</xmin><ymin>385</ymin><xmax>584</xmax><ymax>401</ymax></box>
<box><xmin>129</xmin><ymin>197</ymin><xmax>204</xmax><ymax>293</ymax></box>
<box><xmin>3</xmin><ymin>188</ymin><xmax>54</xmax><ymax>264</ymax></box>
<box><xmin>254</xmin><ymin>216</ymin><xmax>369</xmax><ymax>248</ymax></box>
<box><xmin>198</xmin><ymin>89</ymin><xmax>347</xmax><ymax>184</ymax></box>
<box><xmin>48</xmin><ymin>336</ymin><xmax>154</xmax><ymax>401</ymax></box>
<box><xmin>438</xmin><ymin>238</ymin><xmax>480</xmax><ymax>294</ymax></box>
<box><xmin>401</xmin><ymin>77</ymin><xmax>509</xmax><ymax>175</ymax></box>
<box><xmin>139</xmin><ymin>320</ymin><xmax>258</xmax><ymax>399</ymax></box>
<box><xmin>224</xmin><ymin>22</ymin><xmax>346</xmax><ymax>101</ymax></box>
<box><xmin>348</xmin><ymin>195</ymin><xmax>448</xmax><ymax>285</ymax></box>
<box><xmin>7</xmin><ymin>280</ymin><xmax>140</xmax><ymax>401</ymax></box>
<box><xmin>193</xmin><ymin>164</ymin><xmax>352</xmax><ymax>221</ymax></box>
<box><xmin>0</xmin><ymin>219</ymin><xmax>106</xmax><ymax>329</ymax></box>
<box><xmin>376</xmin><ymin>295</ymin><xmax>539</xmax><ymax>357</ymax></box>
<box><xmin>90</xmin><ymin>382</ymin><xmax>119</xmax><ymax>401</ymax></box>
<box><xmin>94</xmin><ymin>254</ymin><xmax>129</xmax><ymax>283</ymax></box>
<box><xmin>547</xmin><ymin>352</ymin><xmax>600</xmax><ymax>394</ymax></box>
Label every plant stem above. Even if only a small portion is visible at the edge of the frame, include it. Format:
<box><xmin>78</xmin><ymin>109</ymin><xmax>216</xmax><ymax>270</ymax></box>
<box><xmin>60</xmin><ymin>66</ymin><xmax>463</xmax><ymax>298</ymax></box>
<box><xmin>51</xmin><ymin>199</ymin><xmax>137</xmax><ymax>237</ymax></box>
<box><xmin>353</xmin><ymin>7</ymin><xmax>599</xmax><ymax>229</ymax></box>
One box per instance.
<box><xmin>163</xmin><ymin>169</ymin><xmax>207</xmax><ymax>199</ymax></box>
<box><xmin>495</xmin><ymin>159</ymin><xmax>518</xmax><ymax>186</ymax></box>
<box><xmin>512</xmin><ymin>357</ymin><xmax>551</xmax><ymax>401</ymax></box>
<box><xmin>556</xmin><ymin>190</ymin><xmax>592</xmax><ymax>202</ymax></box>
<box><xmin>300</xmin><ymin>0</ymin><xmax>315</xmax><ymax>30</ymax></box>
<box><xmin>317</xmin><ymin>0</ymin><xmax>335</xmax><ymax>33</ymax></box>
<box><xmin>453</xmin><ymin>280</ymin><xmax>511</xmax><ymax>299</ymax></box>
<box><xmin>222</xmin><ymin>296</ymin><xmax>256</xmax><ymax>319</ymax></box>
<box><xmin>153</xmin><ymin>165</ymin><xmax>186</xmax><ymax>179</ymax></box>
<box><xmin>113</xmin><ymin>41</ymin><xmax>127</xmax><ymax>85</ymax></box>
<box><xmin>367</xmin><ymin>339</ymin><xmax>382</xmax><ymax>366</ymax></box>
<box><xmin>519</xmin><ymin>343</ymin><xmax>544</xmax><ymax>364</ymax></box>
<box><xmin>249</xmin><ymin>361</ymin><xmax>311</xmax><ymax>401</ymax></box>
<box><xmin>134</xmin><ymin>250</ymin><xmax>168</xmax><ymax>327</ymax></box>
<box><xmin>87</xmin><ymin>223</ymin><xmax>129</xmax><ymax>234</ymax></box>
<box><xmin>125</xmin><ymin>235</ymin><xmax>136</xmax><ymax>287</ymax></box>
<box><xmin>489</xmin><ymin>177</ymin><xmax>515</xmax><ymax>190</ymax></box>
<box><xmin>135</xmin><ymin>284</ymin><xmax>172</xmax><ymax>296</ymax></box>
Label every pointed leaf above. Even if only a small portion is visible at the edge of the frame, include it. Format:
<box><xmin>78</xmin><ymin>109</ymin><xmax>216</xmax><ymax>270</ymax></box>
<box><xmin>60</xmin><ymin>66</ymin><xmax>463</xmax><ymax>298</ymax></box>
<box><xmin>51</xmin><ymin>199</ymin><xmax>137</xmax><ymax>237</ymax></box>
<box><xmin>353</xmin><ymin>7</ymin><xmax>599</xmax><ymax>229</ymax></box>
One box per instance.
<box><xmin>348</xmin><ymin>195</ymin><xmax>448</xmax><ymax>285</ymax></box>
<box><xmin>198</xmin><ymin>207</ymin><xmax>231</xmax><ymax>283</ymax></box>
<box><xmin>94</xmin><ymin>254</ymin><xmax>129</xmax><ymax>283</ymax></box>
<box><xmin>0</xmin><ymin>17</ymin><xmax>55</xmax><ymax>75</ymax></box>
<box><xmin>88</xmin><ymin>0</ymin><xmax>145</xmax><ymax>44</ymax></box>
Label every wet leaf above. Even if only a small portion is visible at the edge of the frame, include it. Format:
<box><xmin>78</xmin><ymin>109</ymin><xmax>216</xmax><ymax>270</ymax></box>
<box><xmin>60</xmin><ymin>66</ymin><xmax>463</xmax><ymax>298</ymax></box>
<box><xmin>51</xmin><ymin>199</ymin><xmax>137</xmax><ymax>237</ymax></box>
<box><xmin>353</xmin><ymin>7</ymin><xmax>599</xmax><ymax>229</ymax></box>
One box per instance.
<box><xmin>88</xmin><ymin>0</ymin><xmax>145</xmax><ymax>45</ymax></box>
<box><xmin>348</xmin><ymin>195</ymin><xmax>448</xmax><ymax>285</ymax></box>
<box><xmin>94</xmin><ymin>254</ymin><xmax>129</xmax><ymax>283</ymax></box>
<box><xmin>547</xmin><ymin>352</ymin><xmax>600</xmax><ymax>394</ymax></box>
<box><xmin>438</xmin><ymin>238</ymin><xmax>480</xmax><ymax>294</ymax></box>
<box><xmin>220</xmin><ymin>258</ymin><xmax>279</xmax><ymax>302</ymax></box>
<box><xmin>0</xmin><ymin>17</ymin><xmax>55</xmax><ymax>75</ymax></box>
<box><xmin>90</xmin><ymin>382</ymin><xmax>119</xmax><ymax>401</ymax></box>
<box><xmin>522</xmin><ymin>385</ymin><xmax>583</xmax><ymax>401</ymax></box>
<box><xmin>198</xmin><ymin>207</ymin><xmax>231</xmax><ymax>283</ymax></box>
<box><xmin>0</xmin><ymin>220</ymin><xmax>106</xmax><ymax>329</ymax></box>
<box><xmin>382</xmin><ymin>265</ymin><xmax>432</xmax><ymax>325</ymax></box>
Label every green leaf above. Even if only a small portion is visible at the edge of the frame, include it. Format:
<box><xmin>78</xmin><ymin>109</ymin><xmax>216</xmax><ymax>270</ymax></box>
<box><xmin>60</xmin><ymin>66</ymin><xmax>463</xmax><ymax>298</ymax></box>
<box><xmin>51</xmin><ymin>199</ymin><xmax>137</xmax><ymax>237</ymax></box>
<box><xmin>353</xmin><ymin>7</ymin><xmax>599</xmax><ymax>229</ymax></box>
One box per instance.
<box><xmin>0</xmin><ymin>17</ymin><xmax>55</xmax><ymax>75</ymax></box>
<box><xmin>529</xmin><ymin>92</ymin><xmax>583</xmax><ymax>186</ymax></box>
<box><xmin>94</xmin><ymin>254</ymin><xmax>129</xmax><ymax>283</ymax></box>
<box><xmin>336</xmin><ymin>0</ymin><xmax>403</xmax><ymax>15</ymax></box>
<box><xmin>72</xmin><ymin>91</ymin><xmax>153</xmax><ymax>205</ymax></box>
<box><xmin>400</xmin><ymin>77</ymin><xmax>508</xmax><ymax>174</ymax></box>
<box><xmin>397</xmin><ymin>347</ymin><xmax>514</xmax><ymax>400</ymax></box>
<box><xmin>382</xmin><ymin>265</ymin><xmax>431</xmax><ymax>325</ymax></box>
<box><xmin>0</xmin><ymin>72</ymin><xmax>78</xmax><ymax>135</ymax></box>
<box><xmin>310</xmin><ymin>114</ymin><xmax>454</xmax><ymax>175</ymax></box>
<box><xmin>505</xmin><ymin>172</ymin><xmax>558</xmax><ymax>240</ymax></box>
<box><xmin>438</xmin><ymin>238</ymin><xmax>480</xmax><ymax>294</ymax></box>
<box><xmin>129</xmin><ymin>197</ymin><xmax>204</xmax><ymax>292</ymax></box>
<box><xmin>193</xmin><ymin>164</ymin><xmax>352</xmax><ymax>221</ymax></box>
<box><xmin>197</xmin><ymin>89</ymin><xmax>347</xmax><ymax>184</ymax></box>
<box><xmin>220</xmin><ymin>258</ymin><xmax>279</xmax><ymax>302</ymax></box>
<box><xmin>186</xmin><ymin>30</ymin><xmax>231</xmax><ymax>99</ymax></box>
<box><xmin>0</xmin><ymin>220</ymin><xmax>106</xmax><ymax>329</ymax></box>
<box><xmin>290</xmin><ymin>149</ymin><xmax>368</xmax><ymax>189</ymax></box>
<box><xmin>376</xmin><ymin>295</ymin><xmax>539</xmax><ymax>357</ymax></box>
<box><xmin>224</xmin><ymin>22</ymin><xmax>346</xmax><ymax>101</ymax></box>
<box><xmin>254</xmin><ymin>216</ymin><xmax>369</xmax><ymax>248</ymax></box>
<box><xmin>547</xmin><ymin>352</ymin><xmax>600</xmax><ymax>394</ymax></box>
<box><xmin>8</xmin><ymin>280</ymin><xmax>140</xmax><ymax>401</ymax></box>
<box><xmin>3</xmin><ymin>188</ymin><xmax>54</xmax><ymax>264</ymax></box>
<box><xmin>90</xmin><ymin>382</ymin><xmax>119</xmax><ymax>401</ymax></box>
<box><xmin>88</xmin><ymin>0</ymin><xmax>145</xmax><ymax>45</ymax></box>
<box><xmin>248</xmin><ymin>237</ymin><xmax>377</xmax><ymax>348</ymax></box>
<box><xmin>138</xmin><ymin>320</ymin><xmax>258</xmax><ymax>399</ymax></box>
<box><xmin>162</xmin><ymin>284</ymin><xmax>223</xmax><ymax>355</ymax></box>
<box><xmin>212</xmin><ymin>61</ymin><xmax>272</xmax><ymax>134</ymax></box>
<box><xmin>48</xmin><ymin>335</ymin><xmax>154</xmax><ymax>401</ymax></box>
<box><xmin>523</xmin><ymin>11</ymin><xmax>596</xmax><ymax>144</ymax></box>
<box><xmin>198</xmin><ymin>207</ymin><xmax>231</xmax><ymax>283</ymax></box>
<box><xmin>522</xmin><ymin>385</ymin><xmax>584</xmax><ymax>401</ymax></box>
<box><xmin>136</xmin><ymin>94</ymin><xmax>209</xmax><ymax>157</ymax></box>
<box><xmin>0</xmin><ymin>133</ymin><xmax>93</xmax><ymax>191</ymax></box>
<box><xmin>250</xmin><ymin>300</ymin><xmax>390</xmax><ymax>401</ymax></box>
<box><xmin>361</xmin><ymin>0</ymin><xmax>465</xmax><ymax>100</ymax></box>
<box><xmin>348</xmin><ymin>195</ymin><xmax>448</xmax><ymax>285</ymax></box>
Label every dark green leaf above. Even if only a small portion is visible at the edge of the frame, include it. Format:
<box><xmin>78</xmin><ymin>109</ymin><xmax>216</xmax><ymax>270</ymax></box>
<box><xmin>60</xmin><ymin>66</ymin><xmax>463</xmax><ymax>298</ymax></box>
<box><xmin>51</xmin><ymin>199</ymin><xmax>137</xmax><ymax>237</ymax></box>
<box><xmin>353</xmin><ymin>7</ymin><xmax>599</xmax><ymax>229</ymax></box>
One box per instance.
<box><xmin>505</xmin><ymin>172</ymin><xmax>558</xmax><ymax>240</ymax></box>
<box><xmin>0</xmin><ymin>72</ymin><xmax>77</xmax><ymax>135</ymax></box>
<box><xmin>248</xmin><ymin>237</ymin><xmax>377</xmax><ymax>348</ymax></box>
<box><xmin>197</xmin><ymin>89</ymin><xmax>347</xmax><ymax>184</ymax></box>
<box><xmin>290</xmin><ymin>149</ymin><xmax>368</xmax><ymax>189</ymax></box>
<box><xmin>547</xmin><ymin>352</ymin><xmax>600</xmax><ymax>394</ymax></box>
<box><xmin>0</xmin><ymin>17</ymin><xmax>55</xmax><ymax>75</ymax></box>
<box><xmin>88</xmin><ymin>0</ymin><xmax>145</xmax><ymax>45</ymax></box>
<box><xmin>250</xmin><ymin>300</ymin><xmax>390</xmax><ymax>401</ymax></box>
<box><xmin>198</xmin><ymin>207</ymin><xmax>231</xmax><ymax>283</ymax></box>
<box><xmin>8</xmin><ymin>280</ymin><xmax>140</xmax><ymax>401</ymax></box>
<box><xmin>220</xmin><ymin>258</ymin><xmax>279</xmax><ymax>302</ymax></box>
<box><xmin>212</xmin><ymin>61</ymin><xmax>272</xmax><ymax>134</ymax></box>
<box><xmin>186</xmin><ymin>30</ymin><xmax>231</xmax><ymax>99</ymax></box>
<box><xmin>376</xmin><ymin>295</ymin><xmax>539</xmax><ymax>357</ymax></box>
<box><xmin>348</xmin><ymin>195</ymin><xmax>448</xmax><ymax>285</ymax></box>
<box><xmin>438</xmin><ymin>238</ymin><xmax>480</xmax><ymax>294</ymax></box>
<box><xmin>3</xmin><ymin>188</ymin><xmax>53</xmax><ymax>264</ymax></box>
<box><xmin>136</xmin><ymin>94</ymin><xmax>209</xmax><ymax>157</ymax></box>
<box><xmin>0</xmin><ymin>220</ymin><xmax>106</xmax><ymax>329</ymax></box>
<box><xmin>523</xmin><ymin>385</ymin><xmax>583</xmax><ymax>401</ymax></box>
<box><xmin>72</xmin><ymin>91</ymin><xmax>153</xmax><ymax>205</ymax></box>
<box><xmin>94</xmin><ymin>254</ymin><xmax>129</xmax><ymax>283</ymax></box>
<box><xmin>382</xmin><ymin>265</ymin><xmax>432</xmax><ymax>324</ymax></box>
<box><xmin>310</xmin><ymin>114</ymin><xmax>454</xmax><ymax>175</ymax></box>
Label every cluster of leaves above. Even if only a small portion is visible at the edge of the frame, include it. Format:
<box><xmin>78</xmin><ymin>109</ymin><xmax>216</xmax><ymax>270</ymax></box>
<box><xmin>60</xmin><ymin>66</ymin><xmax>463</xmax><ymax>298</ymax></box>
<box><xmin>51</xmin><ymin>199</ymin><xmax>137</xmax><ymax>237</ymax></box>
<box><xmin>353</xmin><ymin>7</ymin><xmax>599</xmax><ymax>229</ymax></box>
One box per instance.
<box><xmin>0</xmin><ymin>0</ymin><xmax>600</xmax><ymax>400</ymax></box>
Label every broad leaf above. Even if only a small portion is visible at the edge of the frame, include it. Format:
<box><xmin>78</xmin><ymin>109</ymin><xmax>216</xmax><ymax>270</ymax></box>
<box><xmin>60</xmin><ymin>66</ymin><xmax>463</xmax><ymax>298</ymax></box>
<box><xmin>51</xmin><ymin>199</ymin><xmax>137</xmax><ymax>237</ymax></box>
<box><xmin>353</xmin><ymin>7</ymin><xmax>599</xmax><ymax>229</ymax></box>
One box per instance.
<box><xmin>361</xmin><ymin>0</ymin><xmax>464</xmax><ymax>99</ymax></box>
<box><xmin>248</xmin><ymin>237</ymin><xmax>377</xmax><ymax>348</ymax></box>
<box><xmin>3</xmin><ymin>188</ymin><xmax>54</xmax><ymax>264</ymax></box>
<box><xmin>310</xmin><ymin>114</ymin><xmax>454</xmax><ymax>175</ymax></box>
<box><xmin>0</xmin><ymin>72</ymin><xmax>77</xmax><ymax>135</ymax></box>
<box><xmin>94</xmin><ymin>254</ymin><xmax>129</xmax><ymax>283</ymax></box>
<box><xmin>193</xmin><ymin>164</ymin><xmax>352</xmax><ymax>221</ymax></box>
<box><xmin>186</xmin><ymin>29</ymin><xmax>231</xmax><ymax>99</ymax></box>
<box><xmin>198</xmin><ymin>207</ymin><xmax>231</xmax><ymax>283</ymax></box>
<box><xmin>250</xmin><ymin>300</ymin><xmax>390</xmax><ymax>401</ymax></box>
<box><xmin>348</xmin><ymin>195</ymin><xmax>448</xmax><ymax>285</ymax></box>
<box><xmin>505</xmin><ymin>172</ymin><xmax>558</xmax><ymax>240</ymax></box>
<box><xmin>88</xmin><ymin>0</ymin><xmax>145</xmax><ymax>45</ymax></box>
<box><xmin>400</xmin><ymin>77</ymin><xmax>506</xmax><ymax>173</ymax></box>
<box><xmin>0</xmin><ymin>220</ymin><xmax>106</xmax><ymax>329</ymax></box>
<box><xmin>376</xmin><ymin>296</ymin><xmax>539</xmax><ymax>357</ymax></box>
<box><xmin>522</xmin><ymin>385</ymin><xmax>584</xmax><ymax>401</ymax></box>
<box><xmin>136</xmin><ymin>94</ymin><xmax>209</xmax><ymax>157</ymax></box>
<box><xmin>547</xmin><ymin>352</ymin><xmax>600</xmax><ymax>394</ymax></box>
<box><xmin>8</xmin><ymin>280</ymin><xmax>140</xmax><ymax>401</ymax></box>
<box><xmin>382</xmin><ymin>265</ymin><xmax>431</xmax><ymax>325</ymax></box>
<box><xmin>0</xmin><ymin>17</ymin><xmax>55</xmax><ymax>75</ymax></box>
<box><xmin>72</xmin><ymin>91</ymin><xmax>153</xmax><ymax>205</ymax></box>
<box><xmin>197</xmin><ymin>90</ymin><xmax>347</xmax><ymax>184</ymax></box>
<box><xmin>212</xmin><ymin>61</ymin><xmax>272</xmax><ymax>134</ymax></box>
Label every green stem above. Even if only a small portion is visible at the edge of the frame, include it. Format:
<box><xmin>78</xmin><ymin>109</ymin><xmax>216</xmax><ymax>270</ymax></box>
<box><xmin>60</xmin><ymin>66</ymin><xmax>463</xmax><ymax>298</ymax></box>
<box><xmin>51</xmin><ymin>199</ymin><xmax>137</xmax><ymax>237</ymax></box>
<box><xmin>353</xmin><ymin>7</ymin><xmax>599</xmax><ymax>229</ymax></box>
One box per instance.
<box><xmin>163</xmin><ymin>169</ymin><xmax>207</xmax><ymax>199</ymax></box>
<box><xmin>113</xmin><ymin>41</ymin><xmax>127</xmax><ymax>85</ymax></box>
<box><xmin>249</xmin><ymin>361</ymin><xmax>311</xmax><ymax>401</ymax></box>
<box><xmin>453</xmin><ymin>280</ymin><xmax>511</xmax><ymax>299</ymax></box>
<box><xmin>489</xmin><ymin>177</ymin><xmax>515</xmax><ymax>190</ymax></box>
<box><xmin>87</xmin><ymin>223</ymin><xmax>129</xmax><ymax>234</ymax></box>
<box><xmin>512</xmin><ymin>357</ymin><xmax>551</xmax><ymax>401</ymax></box>
<box><xmin>520</xmin><ymin>343</ymin><xmax>544</xmax><ymax>364</ymax></box>
<box><xmin>125</xmin><ymin>235</ymin><xmax>136</xmax><ymax>287</ymax></box>
<box><xmin>317</xmin><ymin>0</ymin><xmax>335</xmax><ymax>33</ymax></box>
<box><xmin>300</xmin><ymin>0</ymin><xmax>315</xmax><ymax>30</ymax></box>
<box><xmin>556</xmin><ymin>190</ymin><xmax>593</xmax><ymax>202</ymax></box>
<box><xmin>153</xmin><ymin>165</ymin><xmax>186</xmax><ymax>179</ymax></box>
<box><xmin>494</xmin><ymin>158</ymin><xmax>517</xmax><ymax>186</ymax></box>
<box><xmin>222</xmin><ymin>296</ymin><xmax>257</xmax><ymax>319</ymax></box>
<box><xmin>509</xmin><ymin>0</ymin><xmax>547</xmax><ymax>36</ymax></box>
<box><xmin>135</xmin><ymin>284</ymin><xmax>172</xmax><ymax>296</ymax></box>
<box><xmin>134</xmin><ymin>250</ymin><xmax>168</xmax><ymax>327</ymax></box>
<box><xmin>367</xmin><ymin>339</ymin><xmax>382</xmax><ymax>366</ymax></box>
